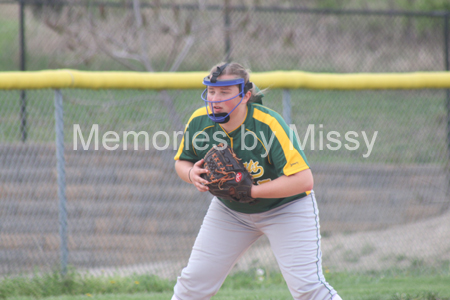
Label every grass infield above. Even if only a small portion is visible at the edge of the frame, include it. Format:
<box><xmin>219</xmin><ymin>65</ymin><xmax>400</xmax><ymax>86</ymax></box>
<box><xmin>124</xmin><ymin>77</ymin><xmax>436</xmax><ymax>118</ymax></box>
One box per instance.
<box><xmin>1</xmin><ymin>268</ymin><xmax>450</xmax><ymax>300</ymax></box>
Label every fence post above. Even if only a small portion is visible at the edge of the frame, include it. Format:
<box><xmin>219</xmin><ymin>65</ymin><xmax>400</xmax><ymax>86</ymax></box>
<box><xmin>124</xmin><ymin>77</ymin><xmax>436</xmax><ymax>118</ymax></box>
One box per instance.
<box><xmin>283</xmin><ymin>89</ymin><xmax>292</xmax><ymax>125</ymax></box>
<box><xmin>224</xmin><ymin>0</ymin><xmax>231</xmax><ymax>62</ymax></box>
<box><xmin>54</xmin><ymin>90</ymin><xmax>68</xmax><ymax>275</ymax></box>
<box><xmin>444</xmin><ymin>13</ymin><xmax>450</xmax><ymax>199</ymax></box>
<box><xmin>19</xmin><ymin>0</ymin><xmax>27</xmax><ymax>142</ymax></box>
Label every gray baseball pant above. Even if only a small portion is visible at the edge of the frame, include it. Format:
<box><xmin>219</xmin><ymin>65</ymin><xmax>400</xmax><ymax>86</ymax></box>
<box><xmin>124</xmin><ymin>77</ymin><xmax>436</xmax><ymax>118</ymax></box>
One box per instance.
<box><xmin>172</xmin><ymin>191</ymin><xmax>341</xmax><ymax>300</ymax></box>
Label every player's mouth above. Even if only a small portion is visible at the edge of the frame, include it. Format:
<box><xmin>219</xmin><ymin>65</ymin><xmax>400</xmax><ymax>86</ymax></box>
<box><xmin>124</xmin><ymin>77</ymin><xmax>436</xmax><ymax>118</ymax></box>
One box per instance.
<box><xmin>213</xmin><ymin>105</ymin><xmax>223</xmax><ymax>112</ymax></box>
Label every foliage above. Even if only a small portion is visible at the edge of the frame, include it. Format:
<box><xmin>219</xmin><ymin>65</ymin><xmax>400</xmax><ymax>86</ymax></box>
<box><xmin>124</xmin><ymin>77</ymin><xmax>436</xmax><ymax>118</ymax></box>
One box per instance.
<box><xmin>0</xmin><ymin>267</ymin><xmax>174</xmax><ymax>299</ymax></box>
<box><xmin>396</xmin><ymin>0</ymin><xmax>450</xmax><ymax>12</ymax></box>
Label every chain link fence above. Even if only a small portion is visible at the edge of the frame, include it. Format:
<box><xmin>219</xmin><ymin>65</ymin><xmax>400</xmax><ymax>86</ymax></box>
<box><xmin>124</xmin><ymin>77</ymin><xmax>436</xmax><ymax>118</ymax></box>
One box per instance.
<box><xmin>1</xmin><ymin>1</ymin><xmax>449</xmax><ymax>279</ymax></box>
<box><xmin>1</xmin><ymin>2</ymin><xmax>449</xmax><ymax>72</ymax></box>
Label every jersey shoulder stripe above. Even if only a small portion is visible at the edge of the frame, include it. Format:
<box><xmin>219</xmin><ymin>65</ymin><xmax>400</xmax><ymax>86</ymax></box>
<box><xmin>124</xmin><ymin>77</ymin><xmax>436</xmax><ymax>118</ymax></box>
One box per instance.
<box><xmin>252</xmin><ymin>106</ymin><xmax>309</xmax><ymax>176</ymax></box>
<box><xmin>174</xmin><ymin>107</ymin><xmax>209</xmax><ymax>160</ymax></box>
<box><xmin>186</xmin><ymin>107</ymin><xmax>209</xmax><ymax>127</ymax></box>
<box><xmin>252</xmin><ymin>103</ymin><xmax>279</xmax><ymax>115</ymax></box>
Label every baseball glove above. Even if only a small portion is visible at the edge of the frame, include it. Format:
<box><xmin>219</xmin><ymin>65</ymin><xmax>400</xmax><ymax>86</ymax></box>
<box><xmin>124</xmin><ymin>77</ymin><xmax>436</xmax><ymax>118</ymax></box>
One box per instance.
<box><xmin>201</xmin><ymin>143</ymin><xmax>256</xmax><ymax>204</ymax></box>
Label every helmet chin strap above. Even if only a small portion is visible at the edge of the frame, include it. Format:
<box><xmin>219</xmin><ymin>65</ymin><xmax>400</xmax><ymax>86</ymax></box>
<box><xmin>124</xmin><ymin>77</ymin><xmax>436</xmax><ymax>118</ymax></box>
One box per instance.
<box><xmin>208</xmin><ymin>112</ymin><xmax>230</xmax><ymax>124</ymax></box>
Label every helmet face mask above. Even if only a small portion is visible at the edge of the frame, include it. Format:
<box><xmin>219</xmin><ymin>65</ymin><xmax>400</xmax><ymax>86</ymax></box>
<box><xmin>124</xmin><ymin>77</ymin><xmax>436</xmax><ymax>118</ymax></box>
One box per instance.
<box><xmin>201</xmin><ymin>63</ymin><xmax>254</xmax><ymax>123</ymax></box>
<box><xmin>201</xmin><ymin>77</ymin><xmax>246</xmax><ymax>123</ymax></box>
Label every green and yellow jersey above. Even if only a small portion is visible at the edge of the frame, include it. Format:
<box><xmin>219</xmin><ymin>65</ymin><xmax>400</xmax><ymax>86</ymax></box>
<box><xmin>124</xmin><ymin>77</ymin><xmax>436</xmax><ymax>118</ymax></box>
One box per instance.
<box><xmin>174</xmin><ymin>103</ymin><xmax>311</xmax><ymax>214</ymax></box>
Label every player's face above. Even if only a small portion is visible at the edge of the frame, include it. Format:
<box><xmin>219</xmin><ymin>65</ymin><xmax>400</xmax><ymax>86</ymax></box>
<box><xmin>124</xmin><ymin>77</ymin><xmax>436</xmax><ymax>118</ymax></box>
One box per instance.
<box><xmin>206</xmin><ymin>75</ymin><xmax>246</xmax><ymax>117</ymax></box>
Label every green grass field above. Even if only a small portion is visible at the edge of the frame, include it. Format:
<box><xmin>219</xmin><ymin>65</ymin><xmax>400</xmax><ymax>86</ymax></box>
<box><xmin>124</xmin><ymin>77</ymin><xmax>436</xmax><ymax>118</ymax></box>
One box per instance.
<box><xmin>0</xmin><ymin>17</ymin><xmax>20</xmax><ymax>71</ymax></box>
<box><xmin>1</xmin><ymin>269</ymin><xmax>450</xmax><ymax>300</ymax></box>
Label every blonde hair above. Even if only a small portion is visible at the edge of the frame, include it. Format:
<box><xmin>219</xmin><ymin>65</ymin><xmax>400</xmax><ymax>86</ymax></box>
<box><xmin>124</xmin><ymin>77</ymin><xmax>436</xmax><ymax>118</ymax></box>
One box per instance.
<box><xmin>208</xmin><ymin>62</ymin><xmax>266</xmax><ymax>103</ymax></box>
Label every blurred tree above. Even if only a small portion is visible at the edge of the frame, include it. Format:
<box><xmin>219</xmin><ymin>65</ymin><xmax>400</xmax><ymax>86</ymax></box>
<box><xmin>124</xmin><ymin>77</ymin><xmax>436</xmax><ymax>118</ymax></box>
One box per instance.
<box><xmin>30</xmin><ymin>0</ymin><xmax>221</xmax><ymax>130</ymax></box>
<box><xmin>397</xmin><ymin>0</ymin><xmax>450</xmax><ymax>11</ymax></box>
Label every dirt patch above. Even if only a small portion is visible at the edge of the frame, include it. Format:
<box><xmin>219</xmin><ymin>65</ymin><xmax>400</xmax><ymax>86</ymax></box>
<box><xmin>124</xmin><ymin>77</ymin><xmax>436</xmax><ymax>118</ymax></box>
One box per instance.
<box><xmin>235</xmin><ymin>210</ymin><xmax>450</xmax><ymax>274</ymax></box>
<box><xmin>0</xmin><ymin>5</ymin><xmax>17</xmax><ymax>19</ymax></box>
<box><xmin>321</xmin><ymin>210</ymin><xmax>450</xmax><ymax>272</ymax></box>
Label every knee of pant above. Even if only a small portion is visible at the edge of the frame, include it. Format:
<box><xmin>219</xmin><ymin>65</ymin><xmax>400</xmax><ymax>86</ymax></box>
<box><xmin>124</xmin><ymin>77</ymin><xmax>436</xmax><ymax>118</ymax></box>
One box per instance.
<box><xmin>174</xmin><ymin>277</ymin><xmax>220</xmax><ymax>300</ymax></box>
<box><xmin>174</xmin><ymin>288</ymin><xmax>216</xmax><ymax>300</ymax></box>
<box><xmin>288</xmin><ymin>281</ymin><xmax>335</xmax><ymax>300</ymax></box>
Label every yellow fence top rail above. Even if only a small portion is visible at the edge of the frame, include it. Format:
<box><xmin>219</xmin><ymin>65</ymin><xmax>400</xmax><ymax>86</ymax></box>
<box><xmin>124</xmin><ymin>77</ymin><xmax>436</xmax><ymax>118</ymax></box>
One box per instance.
<box><xmin>1</xmin><ymin>69</ymin><xmax>450</xmax><ymax>90</ymax></box>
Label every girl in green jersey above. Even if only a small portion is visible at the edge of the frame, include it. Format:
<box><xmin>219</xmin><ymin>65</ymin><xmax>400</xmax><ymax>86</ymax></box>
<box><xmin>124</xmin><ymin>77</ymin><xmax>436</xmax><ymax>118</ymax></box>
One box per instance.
<box><xmin>173</xmin><ymin>62</ymin><xmax>342</xmax><ymax>300</ymax></box>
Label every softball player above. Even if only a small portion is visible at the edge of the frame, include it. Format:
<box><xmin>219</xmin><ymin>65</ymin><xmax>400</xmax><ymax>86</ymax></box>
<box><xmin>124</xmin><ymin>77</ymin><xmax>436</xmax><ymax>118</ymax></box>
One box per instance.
<box><xmin>172</xmin><ymin>62</ymin><xmax>342</xmax><ymax>300</ymax></box>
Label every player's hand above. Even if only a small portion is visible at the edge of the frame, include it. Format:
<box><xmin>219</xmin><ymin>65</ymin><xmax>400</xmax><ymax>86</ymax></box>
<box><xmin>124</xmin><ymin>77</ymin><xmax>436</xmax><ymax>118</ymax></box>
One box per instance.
<box><xmin>190</xmin><ymin>159</ymin><xmax>210</xmax><ymax>192</ymax></box>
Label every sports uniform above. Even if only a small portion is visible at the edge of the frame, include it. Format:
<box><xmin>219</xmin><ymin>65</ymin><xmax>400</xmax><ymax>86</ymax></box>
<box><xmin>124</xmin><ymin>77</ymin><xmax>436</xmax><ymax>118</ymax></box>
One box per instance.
<box><xmin>175</xmin><ymin>103</ymin><xmax>310</xmax><ymax>213</ymax></box>
<box><xmin>172</xmin><ymin>62</ymin><xmax>342</xmax><ymax>300</ymax></box>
